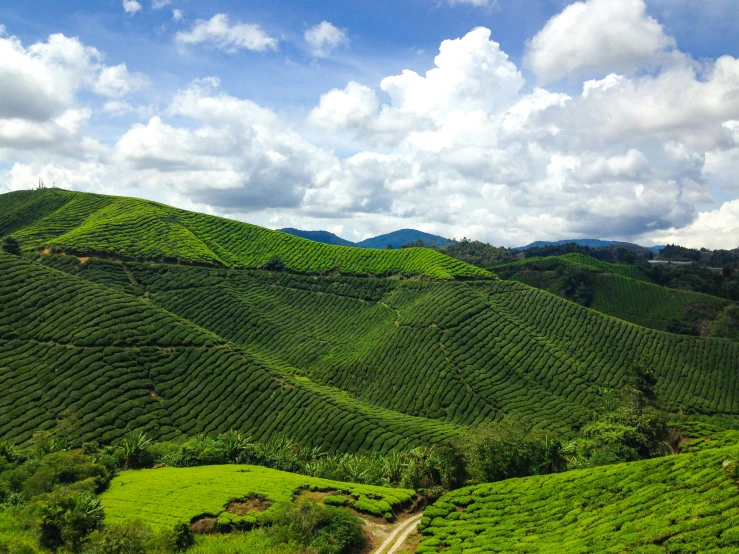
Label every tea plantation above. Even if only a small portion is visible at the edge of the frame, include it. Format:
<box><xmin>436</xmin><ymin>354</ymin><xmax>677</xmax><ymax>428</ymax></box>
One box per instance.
<box><xmin>417</xmin><ymin>446</ymin><xmax>739</xmax><ymax>553</ymax></box>
<box><xmin>494</xmin><ymin>254</ymin><xmax>732</xmax><ymax>332</ymax></box>
<box><xmin>0</xmin><ymin>252</ymin><xmax>459</xmax><ymax>450</ymax></box>
<box><xmin>101</xmin><ymin>464</ymin><xmax>415</xmax><ymax>530</ymax></box>
<box><xmin>0</xmin><ymin>189</ymin><xmax>490</xmax><ymax>279</ymax></box>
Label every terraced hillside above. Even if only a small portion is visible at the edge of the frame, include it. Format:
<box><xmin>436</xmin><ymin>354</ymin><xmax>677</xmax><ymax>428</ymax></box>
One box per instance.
<box><xmin>2</xmin><ymin>190</ymin><xmax>739</xmax><ymax>453</ymax></box>
<box><xmin>495</xmin><ymin>254</ymin><xmax>731</xmax><ymax>332</ymax></box>
<box><xmin>0</xmin><ymin>253</ymin><xmax>458</xmax><ymax>451</ymax></box>
<box><xmin>417</xmin><ymin>446</ymin><xmax>739</xmax><ymax>553</ymax></box>
<box><xmin>2</xmin><ymin>249</ymin><xmax>737</xmax><ymax>449</ymax></box>
<box><xmin>0</xmin><ymin>189</ymin><xmax>489</xmax><ymax>280</ymax></box>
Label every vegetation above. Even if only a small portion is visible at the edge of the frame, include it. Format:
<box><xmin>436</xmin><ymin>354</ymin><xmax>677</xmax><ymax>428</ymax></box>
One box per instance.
<box><xmin>495</xmin><ymin>254</ymin><xmax>733</xmax><ymax>333</ymax></box>
<box><xmin>417</xmin><ymin>445</ymin><xmax>739</xmax><ymax>553</ymax></box>
<box><xmin>0</xmin><ymin>189</ymin><xmax>490</xmax><ymax>280</ymax></box>
<box><xmin>101</xmin><ymin>464</ymin><xmax>413</xmax><ymax>530</ymax></box>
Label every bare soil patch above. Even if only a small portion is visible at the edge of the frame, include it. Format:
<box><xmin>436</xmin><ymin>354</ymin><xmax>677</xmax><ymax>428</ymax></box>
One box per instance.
<box><xmin>226</xmin><ymin>495</ymin><xmax>272</xmax><ymax>515</ymax></box>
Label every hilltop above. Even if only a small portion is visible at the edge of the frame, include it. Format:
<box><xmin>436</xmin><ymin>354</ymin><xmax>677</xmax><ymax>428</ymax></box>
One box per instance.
<box><xmin>278</xmin><ymin>228</ymin><xmax>355</xmax><ymax>247</ymax></box>
<box><xmin>518</xmin><ymin>238</ymin><xmax>665</xmax><ymax>253</ymax></box>
<box><xmin>281</xmin><ymin>227</ymin><xmax>451</xmax><ymax>249</ymax></box>
<box><xmin>0</xmin><ymin>189</ymin><xmax>488</xmax><ymax>280</ymax></box>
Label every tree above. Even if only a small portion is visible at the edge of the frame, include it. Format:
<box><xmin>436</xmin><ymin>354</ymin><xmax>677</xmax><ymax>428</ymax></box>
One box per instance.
<box><xmin>261</xmin><ymin>255</ymin><xmax>285</xmax><ymax>272</ymax></box>
<box><xmin>1</xmin><ymin>236</ymin><xmax>21</xmax><ymax>256</ymax></box>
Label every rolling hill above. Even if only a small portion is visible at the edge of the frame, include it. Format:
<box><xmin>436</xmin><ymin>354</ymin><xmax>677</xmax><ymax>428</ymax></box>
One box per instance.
<box><xmin>0</xmin><ymin>189</ymin><xmax>487</xmax><ymax>280</ymax></box>
<box><xmin>2</xmin><ymin>190</ymin><xmax>739</xmax><ymax>454</ymax></box>
<box><xmin>357</xmin><ymin>229</ymin><xmax>450</xmax><ymax>249</ymax></box>
<box><xmin>494</xmin><ymin>254</ymin><xmax>732</xmax><ymax>333</ymax></box>
<box><xmin>278</xmin><ymin>228</ymin><xmax>355</xmax><ymax>247</ymax></box>
<box><xmin>281</xmin><ymin>227</ymin><xmax>451</xmax><ymax>249</ymax></box>
<box><xmin>518</xmin><ymin>239</ymin><xmax>665</xmax><ymax>253</ymax></box>
<box><xmin>417</xmin><ymin>445</ymin><xmax>739</xmax><ymax>553</ymax></box>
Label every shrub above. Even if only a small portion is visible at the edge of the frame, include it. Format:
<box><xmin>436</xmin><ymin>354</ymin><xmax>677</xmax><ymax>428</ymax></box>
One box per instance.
<box><xmin>35</xmin><ymin>488</ymin><xmax>104</xmax><ymax>551</ymax></box>
<box><xmin>85</xmin><ymin>521</ymin><xmax>152</xmax><ymax>554</ymax></box>
<box><xmin>267</xmin><ymin>498</ymin><xmax>365</xmax><ymax>554</ymax></box>
<box><xmin>23</xmin><ymin>451</ymin><xmax>111</xmax><ymax>499</ymax></box>
<box><xmin>1</xmin><ymin>236</ymin><xmax>21</xmax><ymax>256</ymax></box>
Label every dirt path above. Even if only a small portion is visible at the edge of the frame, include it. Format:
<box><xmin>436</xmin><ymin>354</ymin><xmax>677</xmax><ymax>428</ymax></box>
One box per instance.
<box><xmin>372</xmin><ymin>513</ymin><xmax>423</xmax><ymax>554</ymax></box>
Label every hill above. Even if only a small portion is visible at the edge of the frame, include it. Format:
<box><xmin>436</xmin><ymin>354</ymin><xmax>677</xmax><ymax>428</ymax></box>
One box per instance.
<box><xmin>278</xmin><ymin>228</ymin><xmax>355</xmax><ymax>247</ymax></box>
<box><xmin>417</xmin><ymin>446</ymin><xmax>739</xmax><ymax>553</ymax></box>
<box><xmin>494</xmin><ymin>254</ymin><xmax>732</xmax><ymax>333</ymax></box>
<box><xmin>357</xmin><ymin>229</ymin><xmax>450</xmax><ymax>249</ymax></box>
<box><xmin>0</xmin><ymin>189</ymin><xmax>488</xmax><ymax>280</ymax></box>
<box><xmin>280</xmin><ymin>227</ymin><xmax>451</xmax><ymax>249</ymax></box>
<box><xmin>3</xmin><ymin>246</ymin><xmax>739</xmax><ymax>451</ymax></box>
<box><xmin>518</xmin><ymin>239</ymin><xmax>665</xmax><ymax>253</ymax></box>
<box><xmin>0</xmin><ymin>252</ymin><xmax>458</xmax><ymax>450</ymax></box>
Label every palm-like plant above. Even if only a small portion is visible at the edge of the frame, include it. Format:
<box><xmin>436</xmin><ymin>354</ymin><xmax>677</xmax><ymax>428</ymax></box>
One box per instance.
<box><xmin>120</xmin><ymin>430</ymin><xmax>152</xmax><ymax>469</ymax></box>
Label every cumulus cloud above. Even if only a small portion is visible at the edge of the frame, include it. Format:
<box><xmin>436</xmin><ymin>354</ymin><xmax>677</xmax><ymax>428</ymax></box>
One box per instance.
<box><xmin>172</xmin><ymin>9</ymin><xmax>184</xmax><ymax>21</ymax></box>
<box><xmin>152</xmin><ymin>0</ymin><xmax>170</xmax><ymax>8</ymax></box>
<box><xmin>439</xmin><ymin>0</ymin><xmax>498</xmax><ymax>8</ymax></box>
<box><xmin>526</xmin><ymin>0</ymin><xmax>674</xmax><ymax>83</ymax></box>
<box><xmin>122</xmin><ymin>0</ymin><xmax>142</xmax><ymax>15</ymax></box>
<box><xmin>94</xmin><ymin>63</ymin><xmax>148</xmax><ymax>97</ymax></box>
<box><xmin>4</xmin><ymin>17</ymin><xmax>739</xmax><ymax>249</ymax></box>
<box><xmin>304</xmin><ymin>21</ymin><xmax>348</xmax><ymax>57</ymax></box>
<box><xmin>175</xmin><ymin>14</ymin><xmax>278</xmax><ymax>53</ymax></box>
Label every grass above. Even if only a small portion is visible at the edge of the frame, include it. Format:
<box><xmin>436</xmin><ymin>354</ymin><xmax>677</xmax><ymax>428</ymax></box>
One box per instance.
<box><xmin>189</xmin><ymin>529</ymin><xmax>315</xmax><ymax>554</ymax></box>
<box><xmin>0</xmin><ymin>189</ymin><xmax>491</xmax><ymax>280</ymax></box>
<box><xmin>417</xmin><ymin>446</ymin><xmax>739</xmax><ymax>553</ymax></box>
<box><xmin>100</xmin><ymin>464</ymin><xmax>415</xmax><ymax>530</ymax></box>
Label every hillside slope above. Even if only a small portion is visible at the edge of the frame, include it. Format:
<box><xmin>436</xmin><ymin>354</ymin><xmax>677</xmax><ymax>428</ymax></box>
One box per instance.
<box><xmin>417</xmin><ymin>446</ymin><xmax>739</xmax><ymax>553</ymax></box>
<box><xmin>24</xmin><ymin>254</ymin><xmax>739</xmax><ymax>441</ymax></box>
<box><xmin>494</xmin><ymin>254</ymin><xmax>732</xmax><ymax>332</ymax></box>
<box><xmin>0</xmin><ymin>252</ymin><xmax>458</xmax><ymax>450</ymax></box>
<box><xmin>0</xmin><ymin>189</ymin><xmax>488</xmax><ymax>280</ymax></box>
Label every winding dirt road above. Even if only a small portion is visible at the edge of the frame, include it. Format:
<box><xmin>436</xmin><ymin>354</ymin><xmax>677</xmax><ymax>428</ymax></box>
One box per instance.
<box><xmin>372</xmin><ymin>513</ymin><xmax>423</xmax><ymax>554</ymax></box>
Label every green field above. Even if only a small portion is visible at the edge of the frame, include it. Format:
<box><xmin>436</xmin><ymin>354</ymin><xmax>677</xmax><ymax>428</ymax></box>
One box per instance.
<box><xmin>101</xmin><ymin>464</ymin><xmax>415</xmax><ymax>530</ymax></box>
<box><xmin>494</xmin><ymin>254</ymin><xmax>732</xmax><ymax>332</ymax></box>
<box><xmin>417</xmin><ymin>446</ymin><xmax>739</xmax><ymax>553</ymax></box>
<box><xmin>0</xmin><ymin>189</ymin><xmax>490</xmax><ymax>280</ymax></box>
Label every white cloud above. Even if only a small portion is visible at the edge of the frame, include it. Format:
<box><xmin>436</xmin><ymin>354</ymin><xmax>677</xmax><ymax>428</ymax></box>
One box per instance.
<box><xmin>122</xmin><ymin>0</ymin><xmax>142</xmax><ymax>15</ymax></box>
<box><xmin>94</xmin><ymin>63</ymin><xmax>148</xmax><ymax>97</ymax></box>
<box><xmin>172</xmin><ymin>9</ymin><xmax>184</xmax><ymax>21</ymax></box>
<box><xmin>0</xmin><ymin>32</ymin><xmax>102</xmax><ymax>121</ymax></box>
<box><xmin>526</xmin><ymin>0</ymin><xmax>674</xmax><ymax>83</ymax></box>
<box><xmin>175</xmin><ymin>14</ymin><xmax>278</xmax><ymax>53</ymax></box>
<box><xmin>152</xmin><ymin>0</ymin><xmax>170</xmax><ymax>8</ymax></box>
<box><xmin>304</xmin><ymin>21</ymin><xmax>348</xmax><ymax>57</ymax></box>
<box><xmin>3</xmin><ymin>21</ymin><xmax>739</xmax><ymax>250</ymax></box>
<box><xmin>644</xmin><ymin>200</ymin><xmax>739</xmax><ymax>249</ymax></box>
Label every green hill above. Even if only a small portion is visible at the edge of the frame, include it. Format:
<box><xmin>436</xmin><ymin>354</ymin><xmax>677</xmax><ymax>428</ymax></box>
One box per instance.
<box><xmin>494</xmin><ymin>254</ymin><xmax>732</xmax><ymax>333</ymax></box>
<box><xmin>417</xmin><ymin>446</ymin><xmax>739</xmax><ymax>553</ymax></box>
<box><xmin>0</xmin><ymin>252</ymin><xmax>458</xmax><ymax>451</ymax></box>
<box><xmin>0</xmin><ymin>189</ymin><xmax>489</xmax><ymax>280</ymax></box>
<box><xmin>2</xmin><ymin>191</ymin><xmax>739</xmax><ymax>454</ymax></box>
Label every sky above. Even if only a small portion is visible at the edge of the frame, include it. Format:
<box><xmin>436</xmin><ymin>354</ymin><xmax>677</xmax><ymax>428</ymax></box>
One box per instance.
<box><xmin>1</xmin><ymin>0</ymin><xmax>738</xmax><ymax>248</ymax></box>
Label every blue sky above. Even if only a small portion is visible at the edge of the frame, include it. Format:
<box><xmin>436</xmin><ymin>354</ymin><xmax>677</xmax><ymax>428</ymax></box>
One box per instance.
<box><xmin>1</xmin><ymin>0</ymin><xmax>739</xmax><ymax>247</ymax></box>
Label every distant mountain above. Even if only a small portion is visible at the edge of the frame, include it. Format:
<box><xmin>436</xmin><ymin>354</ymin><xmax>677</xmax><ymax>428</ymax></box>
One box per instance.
<box><xmin>518</xmin><ymin>239</ymin><xmax>665</xmax><ymax>253</ymax></box>
<box><xmin>279</xmin><ymin>228</ymin><xmax>354</xmax><ymax>247</ymax></box>
<box><xmin>280</xmin><ymin>228</ymin><xmax>451</xmax><ymax>250</ymax></box>
<box><xmin>357</xmin><ymin>229</ymin><xmax>451</xmax><ymax>249</ymax></box>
